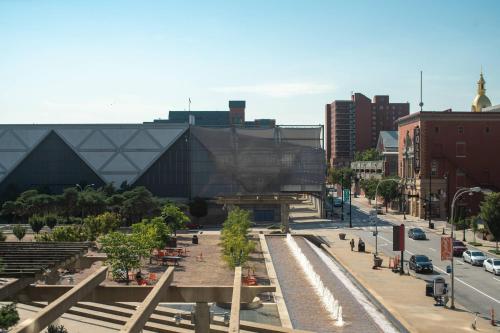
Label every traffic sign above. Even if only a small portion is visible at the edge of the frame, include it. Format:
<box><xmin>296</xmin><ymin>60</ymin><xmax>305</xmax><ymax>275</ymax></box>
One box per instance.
<box><xmin>343</xmin><ymin>189</ymin><xmax>350</xmax><ymax>202</ymax></box>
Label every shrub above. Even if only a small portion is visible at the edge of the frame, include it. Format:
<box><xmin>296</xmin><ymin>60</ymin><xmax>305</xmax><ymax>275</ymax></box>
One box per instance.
<box><xmin>132</xmin><ymin>217</ymin><xmax>171</xmax><ymax>251</ymax></box>
<box><xmin>45</xmin><ymin>214</ymin><xmax>61</xmax><ymax>230</ymax></box>
<box><xmin>50</xmin><ymin>225</ymin><xmax>88</xmax><ymax>242</ymax></box>
<box><xmin>29</xmin><ymin>215</ymin><xmax>45</xmax><ymax>234</ymax></box>
<box><xmin>0</xmin><ymin>303</ymin><xmax>20</xmax><ymax>330</ymax></box>
<box><xmin>46</xmin><ymin>324</ymin><xmax>69</xmax><ymax>333</ymax></box>
<box><xmin>84</xmin><ymin>212</ymin><xmax>121</xmax><ymax>241</ymax></box>
<box><xmin>161</xmin><ymin>203</ymin><xmax>189</xmax><ymax>236</ymax></box>
<box><xmin>34</xmin><ymin>232</ymin><xmax>53</xmax><ymax>242</ymax></box>
<box><xmin>12</xmin><ymin>224</ymin><xmax>26</xmax><ymax>241</ymax></box>
<box><xmin>0</xmin><ymin>230</ymin><xmax>6</xmax><ymax>241</ymax></box>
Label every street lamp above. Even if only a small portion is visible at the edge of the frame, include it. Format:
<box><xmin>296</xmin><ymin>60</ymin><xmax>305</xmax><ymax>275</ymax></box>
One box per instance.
<box><xmin>449</xmin><ymin>186</ymin><xmax>492</xmax><ymax>309</ymax></box>
<box><xmin>373</xmin><ymin>178</ymin><xmax>400</xmax><ymax>255</ymax></box>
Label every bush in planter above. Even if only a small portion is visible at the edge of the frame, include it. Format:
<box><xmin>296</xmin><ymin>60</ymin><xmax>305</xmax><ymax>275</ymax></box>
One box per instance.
<box><xmin>45</xmin><ymin>214</ymin><xmax>62</xmax><ymax>230</ymax></box>
<box><xmin>12</xmin><ymin>224</ymin><xmax>26</xmax><ymax>241</ymax></box>
<box><xmin>46</xmin><ymin>324</ymin><xmax>69</xmax><ymax>333</ymax></box>
<box><xmin>29</xmin><ymin>215</ymin><xmax>45</xmax><ymax>234</ymax></box>
<box><xmin>0</xmin><ymin>303</ymin><xmax>20</xmax><ymax>331</ymax></box>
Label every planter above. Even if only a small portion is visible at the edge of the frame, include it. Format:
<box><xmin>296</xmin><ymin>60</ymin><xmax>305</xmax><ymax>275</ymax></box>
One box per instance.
<box><xmin>373</xmin><ymin>257</ymin><xmax>383</xmax><ymax>268</ymax></box>
<box><xmin>339</xmin><ymin>233</ymin><xmax>346</xmax><ymax>240</ymax></box>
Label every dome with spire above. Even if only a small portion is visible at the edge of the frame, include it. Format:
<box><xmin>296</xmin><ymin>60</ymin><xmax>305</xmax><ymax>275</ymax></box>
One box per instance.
<box><xmin>472</xmin><ymin>72</ymin><xmax>492</xmax><ymax>112</ymax></box>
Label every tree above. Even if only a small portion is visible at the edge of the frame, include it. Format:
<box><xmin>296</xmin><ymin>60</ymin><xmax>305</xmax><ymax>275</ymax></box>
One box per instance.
<box><xmin>100</xmin><ymin>231</ymin><xmax>149</xmax><ymax>285</ymax></box>
<box><xmin>221</xmin><ymin>208</ymin><xmax>255</xmax><ymax>268</ymax></box>
<box><xmin>378</xmin><ymin>178</ymin><xmax>400</xmax><ymax>212</ymax></box>
<box><xmin>161</xmin><ymin>203</ymin><xmax>189</xmax><ymax>236</ymax></box>
<box><xmin>29</xmin><ymin>215</ymin><xmax>45</xmax><ymax>234</ymax></box>
<box><xmin>47</xmin><ymin>324</ymin><xmax>69</xmax><ymax>333</ymax></box>
<box><xmin>480</xmin><ymin>192</ymin><xmax>500</xmax><ymax>253</ymax></box>
<box><xmin>189</xmin><ymin>197</ymin><xmax>208</xmax><ymax>224</ymax></box>
<box><xmin>77</xmin><ymin>189</ymin><xmax>106</xmax><ymax>218</ymax></box>
<box><xmin>328</xmin><ymin>167</ymin><xmax>354</xmax><ymax>186</ymax></box>
<box><xmin>12</xmin><ymin>224</ymin><xmax>26</xmax><ymax>241</ymax></box>
<box><xmin>83</xmin><ymin>212</ymin><xmax>121</xmax><ymax>241</ymax></box>
<box><xmin>360</xmin><ymin>178</ymin><xmax>378</xmax><ymax>201</ymax></box>
<box><xmin>61</xmin><ymin>187</ymin><xmax>79</xmax><ymax>219</ymax></box>
<box><xmin>132</xmin><ymin>217</ymin><xmax>171</xmax><ymax>252</ymax></box>
<box><xmin>120</xmin><ymin>187</ymin><xmax>159</xmax><ymax>225</ymax></box>
<box><xmin>354</xmin><ymin>148</ymin><xmax>382</xmax><ymax>161</ymax></box>
<box><xmin>470</xmin><ymin>215</ymin><xmax>480</xmax><ymax>244</ymax></box>
<box><xmin>0</xmin><ymin>303</ymin><xmax>20</xmax><ymax>331</ymax></box>
<box><xmin>45</xmin><ymin>214</ymin><xmax>60</xmax><ymax>230</ymax></box>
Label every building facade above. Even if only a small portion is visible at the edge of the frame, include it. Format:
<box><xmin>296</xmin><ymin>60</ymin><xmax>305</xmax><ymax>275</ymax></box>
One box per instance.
<box><xmin>325</xmin><ymin>93</ymin><xmax>409</xmax><ymax>167</ymax></box>
<box><xmin>397</xmin><ymin>111</ymin><xmax>500</xmax><ymax>219</ymax></box>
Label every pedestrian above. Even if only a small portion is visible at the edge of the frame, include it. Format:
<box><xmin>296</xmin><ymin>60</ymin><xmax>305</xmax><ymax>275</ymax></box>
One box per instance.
<box><xmin>350</xmin><ymin>239</ymin><xmax>355</xmax><ymax>251</ymax></box>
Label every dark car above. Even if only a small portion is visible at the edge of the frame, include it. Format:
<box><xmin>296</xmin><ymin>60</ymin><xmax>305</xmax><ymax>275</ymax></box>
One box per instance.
<box><xmin>408</xmin><ymin>228</ymin><xmax>426</xmax><ymax>240</ymax></box>
<box><xmin>453</xmin><ymin>240</ymin><xmax>467</xmax><ymax>257</ymax></box>
<box><xmin>409</xmin><ymin>255</ymin><xmax>434</xmax><ymax>273</ymax></box>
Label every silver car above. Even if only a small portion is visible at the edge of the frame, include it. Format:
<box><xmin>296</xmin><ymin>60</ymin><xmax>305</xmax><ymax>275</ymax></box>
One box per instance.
<box><xmin>483</xmin><ymin>258</ymin><xmax>500</xmax><ymax>275</ymax></box>
<box><xmin>463</xmin><ymin>250</ymin><xmax>487</xmax><ymax>266</ymax></box>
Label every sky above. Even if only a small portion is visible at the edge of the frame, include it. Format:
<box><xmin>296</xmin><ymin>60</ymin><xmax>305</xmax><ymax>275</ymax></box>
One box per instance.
<box><xmin>1</xmin><ymin>0</ymin><xmax>500</xmax><ymax>125</ymax></box>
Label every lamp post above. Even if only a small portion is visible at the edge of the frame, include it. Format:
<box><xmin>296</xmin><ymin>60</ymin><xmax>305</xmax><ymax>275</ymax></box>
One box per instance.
<box><xmin>374</xmin><ymin>178</ymin><xmax>400</xmax><ymax>255</ymax></box>
<box><xmin>449</xmin><ymin>186</ymin><xmax>491</xmax><ymax>309</ymax></box>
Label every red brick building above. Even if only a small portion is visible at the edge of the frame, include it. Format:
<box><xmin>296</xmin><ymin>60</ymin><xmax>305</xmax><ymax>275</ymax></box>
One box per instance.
<box><xmin>397</xmin><ymin>111</ymin><xmax>500</xmax><ymax>219</ymax></box>
<box><xmin>325</xmin><ymin>93</ymin><xmax>409</xmax><ymax>167</ymax></box>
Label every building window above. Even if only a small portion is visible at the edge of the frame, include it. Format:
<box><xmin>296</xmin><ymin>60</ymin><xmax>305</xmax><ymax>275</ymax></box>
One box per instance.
<box><xmin>456</xmin><ymin>142</ymin><xmax>466</xmax><ymax>157</ymax></box>
<box><xmin>431</xmin><ymin>160</ymin><xmax>438</xmax><ymax>176</ymax></box>
<box><xmin>434</xmin><ymin>127</ymin><xmax>439</xmax><ymax>133</ymax></box>
<box><xmin>485</xmin><ymin>127</ymin><xmax>490</xmax><ymax>133</ymax></box>
<box><xmin>456</xmin><ymin>169</ymin><xmax>466</xmax><ymax>188</ymax></box>
<box><xmin>458</xmin><ymin>126</ymin><xmax>464</xmax><ymax>134</ymax></box>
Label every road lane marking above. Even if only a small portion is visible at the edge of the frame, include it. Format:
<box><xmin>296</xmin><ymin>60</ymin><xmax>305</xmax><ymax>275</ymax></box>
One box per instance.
<box><xmin>433</xmin><ymin>266</ymin><xmax>500</xmax><ymax>304</ymax></box>
<box><xmin>494</xmin><ymin>277</ymin><xmax>500</xmax><ymax>283</ymax></box>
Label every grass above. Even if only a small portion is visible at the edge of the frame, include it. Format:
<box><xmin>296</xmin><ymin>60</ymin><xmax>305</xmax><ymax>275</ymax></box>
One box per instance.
<box><xmin>468</xmin><ymin>241</ymin><xmax>483</xmax><ymax>246</ymax></box>
<box><xmin>487</xmin><ymin>249</ymin><xmax>500</xmax><ymax>255</ymax></box>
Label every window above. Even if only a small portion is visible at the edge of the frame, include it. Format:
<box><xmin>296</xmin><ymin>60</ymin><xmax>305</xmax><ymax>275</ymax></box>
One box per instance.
<box><xmin>485</xmin><ymin>127</ymin><xmax>490</xmax><ymax>133</ymax></box>
<box><xmin>456</xmin><ymin>142</ymin><xmax>466</xmax><ymax>157</ymax></box>
<box><xmin>431</xmin><ymin>160</ymin><xmax>438</xmax><ymax>176</ymax></box>
<box><xmin>456</xmin><ymin>169</ymin><xmax>466</xmax><ymax>188</ymax></box>
<box><xmin>434</xmin><ymin>127</ymin><xmax>439</xmax><ymax>133</ymax></box>
<box><xmin>458</xmin><ymin>126</ymin><xmax>464</xmax><ymax>134</ymax></box>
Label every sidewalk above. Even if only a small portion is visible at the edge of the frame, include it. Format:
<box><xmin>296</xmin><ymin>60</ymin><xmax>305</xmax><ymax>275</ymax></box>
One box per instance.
<box><xmin>351</xmin><ymin>196</ymin><xmax>500</xmax><ymax>258</ymax></box>
<box><xmin>321</xmin><ymin>229</ymin><xmax>500</xmax><ymax>333</ymax></box>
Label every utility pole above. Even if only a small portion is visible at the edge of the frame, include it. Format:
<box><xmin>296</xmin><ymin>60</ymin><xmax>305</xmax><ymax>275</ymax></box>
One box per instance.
<box><xmin>341</xmin><ymin>177</ymin><xmax>344</xmax><ymax>221</ymax></box>
<box><xmin>429</xmin><ymin>163</ymin><xmax>432</xmax><ymax>228</ymax></box>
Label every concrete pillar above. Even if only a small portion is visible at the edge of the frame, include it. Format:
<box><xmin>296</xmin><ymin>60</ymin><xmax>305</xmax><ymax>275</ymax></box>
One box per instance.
<box><xmin>281</xmin><ymin>203</ymin><xmax>290</xmax><ymax>234</ymax></box>
<box><xmin>194</xmin><ymin>302</ymin><xmax>210</xmax><ymax>333</ymax></box>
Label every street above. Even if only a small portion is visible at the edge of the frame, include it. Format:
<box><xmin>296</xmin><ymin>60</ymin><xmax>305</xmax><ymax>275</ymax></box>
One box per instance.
<box><xmin>291</xmin><ymin>199</ymin><xmax>500</xmax><ymax>323</ymax></box>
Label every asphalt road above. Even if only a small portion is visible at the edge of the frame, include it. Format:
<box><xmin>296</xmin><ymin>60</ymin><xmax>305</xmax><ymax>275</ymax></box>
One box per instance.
<box><xmin>292</xmin><ymin>201</ymin><xmax>500</xmax><ymax>323</ymax></box>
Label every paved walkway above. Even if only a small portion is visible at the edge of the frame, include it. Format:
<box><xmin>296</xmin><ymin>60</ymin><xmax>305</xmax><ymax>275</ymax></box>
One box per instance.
<box><xmin>317</xmin><ymin>229</ymin><xmax>500</xmax><ymax>333</ymax></box>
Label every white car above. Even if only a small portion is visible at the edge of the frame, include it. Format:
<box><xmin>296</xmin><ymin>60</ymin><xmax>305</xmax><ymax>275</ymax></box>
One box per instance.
<box><xmin>463</xmin><ymin>250</ymin><xmax>487</xmax><ymax>266</ymax></box>
<box><xmin>483</xmin><ymin>258</ymin><xmax>500</xmax><ymax>275</ymax></box>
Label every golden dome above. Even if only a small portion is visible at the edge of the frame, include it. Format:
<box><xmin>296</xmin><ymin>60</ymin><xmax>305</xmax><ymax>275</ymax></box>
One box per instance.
<box><xmin>472</xmin><ymin>72</ymin><xmax>492</xmax><ymax>112</ymax></box>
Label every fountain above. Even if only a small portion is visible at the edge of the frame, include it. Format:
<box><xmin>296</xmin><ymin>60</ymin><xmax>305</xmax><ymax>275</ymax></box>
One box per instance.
<box><xmin>285</xmin><ymin>234</ymin><xmax>344</xmax><ymax>326</ymax></box>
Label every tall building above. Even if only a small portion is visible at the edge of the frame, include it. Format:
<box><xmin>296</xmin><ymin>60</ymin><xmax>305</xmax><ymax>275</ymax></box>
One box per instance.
<box><xmin>325</xmin><ymin>93</ymin><xmax>409</xmax><ymax>167</ymax></box>
<box><xmin>471</xmin><ymin>72</ymin><xmax>492</xmax><ymax>112</ymax></box>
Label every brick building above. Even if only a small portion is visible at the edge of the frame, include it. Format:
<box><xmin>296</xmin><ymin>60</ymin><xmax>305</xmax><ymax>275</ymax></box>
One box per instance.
<box><xmin>397</xmin><ymin>111</ymin><xmax>500</xmax><ymax>219</ymax></box>
<box><xmin>325</xmin><ymin>93</ymin><xmax>409</xmax><ymax>167</ymax></box>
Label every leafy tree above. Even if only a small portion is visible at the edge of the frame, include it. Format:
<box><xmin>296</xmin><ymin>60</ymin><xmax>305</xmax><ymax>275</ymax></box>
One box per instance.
<box><xmin>328</xmin><ymin>167</ymin><xmax>354</xmax><ymax>186</ymax></box>
<box><xmin>470</xmin><ymin>215</ymin><xmax>480</xmax><ymax>244</ymax></box>
<box><xmin>77</xmin><ymin>189</ymin><xmax>107</xmax><ymax>218</ymax></box>
<box><xmin>29</xmin><ymin>215</ymin><xmax>45</xmax><ymax>234</ymax></box>
<box><xmin>354</xmin><ymin>148</ymin><xmax>382</xmax><ymax>161</ymax></box>
<box><xmin>189</xmin><ymin>197</ymin><xmax>208</xmax><ymax>224</ymax></box>
<box><xmin>132</xmin><ymin>217</ymin><xmax>171</xmax><ymax>252</ymax></box>
<box><xmin>120</xmin><ymin>187</ymin><xmax>159</xmax><ymax>225</ymax></box>
<box><xmin>83</xmin><ymin>212</ymin><xmax>121</xmax><ymax>241</ymax></box>
<box><xmin>106</xmin><ymin>193</ymin><xmax>125</xmax><ymax>214</ymax></box>
<box><xmin>480</xmin><ymin>192</ymin><xmax>500</xmax><ymax>253</ymax></box>
<box><xmin>37</xmin><ymin>225</ymin><xmax>88</xmax><ymax>242</ymax></box>
<box><xmin>161</xmin><ymin>203</ymin><xmax>189</xmax><ymax>236</ymax></box>
<box><xmin>45</xmin><ymin>214</ymin><xmax>61</xmax><ymax>230</ymax></box>
<box><xmin>100</xmin><ymin>231</ymin><xmax>149</xmax><ymax>284</ymax></box>
<box><xmin>378</xmin><ymin>178</ymin><xmax>400</xmax><ymax>212</ymax></box>
<box><xmin>221</xmin><ymin>208</ymin><xmax>255</xmax><ymax>268</ymax></box>
<box><xmin>360</xmin><ymin>178</ymin><xmax>378</xmax><ymax>200</ymax></box>
<box><xmin>46</xmin><ymin>324</ymin><xmax>69</xmax><ymax>333</ymax></box>
<box><xmin>0</xmin><ymin>303</ymin><xmax>20</xmax><ymax>331</ymax></box>
<box><xmin>61</xmin><ymin>187</ymin><xmax>79</xmax><ymax>219</ymax></box>
<box><xmin>12</xmin><ymin>224</ymin><xmax>26</xmax><ymax>241</ymax></box>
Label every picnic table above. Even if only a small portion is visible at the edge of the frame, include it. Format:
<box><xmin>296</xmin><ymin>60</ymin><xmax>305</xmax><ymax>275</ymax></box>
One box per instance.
<box><xmin>165</xmin><ymin>247</ymin><xmax>186</xmax><ymax>256</ymax></box>
<box><xmin>161</xmin><ymin>255</ymin><xmax>182</xmax><ymax>266</ymax></box>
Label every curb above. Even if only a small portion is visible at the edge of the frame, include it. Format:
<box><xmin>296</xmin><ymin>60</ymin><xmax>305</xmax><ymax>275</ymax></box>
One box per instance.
<box><xmin>319</xmin><ymin>243</ymin><xmax>413</xmax><ymax>333</ymax></box>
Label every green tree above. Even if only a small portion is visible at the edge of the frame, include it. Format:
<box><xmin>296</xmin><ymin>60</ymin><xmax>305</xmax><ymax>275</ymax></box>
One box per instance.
<box><xmin>327</xmin><ymin>167</ymin><xmax>354</xmax><ymax>186</ymax></box>
<box><xmin>0</xmin><ymin>303</ymin><xmax>20</xmax><ymax>331</ymax></box>
<box><xmin>12</xmin><ymin>224</ymin><xmax>26</xmax><ymax>241</ymax></box>
<box><xmin>378</xmin><ymin>178</ymin><xmax>400</xmax><ymax>212</ymax></box>
<box><xmin>37</xmin><ymin>225</ymin><xmax>88</xmax><ymax>242</ymax></box>
<box><xmin>61</xmin><ymin>187</ymin><xmax>79</xmax><ymax>219</ymax></box>
<box><xmin>120</xmin><ymin>187</ymin><xmax>159</xmax><ymax>224</ymax></box>
<box><xmin>354</xmin><ymin>148</ymin><xmax>382</xmax><ymax>161</ymax></box>
<box><xmin>100</xmin><ymin>231</ymin><xmax>149</xmax><ymax>285</ymax></box>
<box><xmin>189</xmin><ymin>197</ymin><xmax>208</xmax><ymax>225</ymax></box>
<box><xmin>480</xmin><ymin>192</ymin><xmax>500</xmax><ymax>253</ymax></box>
<box><xmin>83</xmin><ymin>212</ymin><xmax>121</xmax><ymax>241</ymax></box>
<box><xmin>47</xmin><ymin>324</ymin><xmax>69</xmax><ymax>333</ymax></box>
<box><xmin>221</xmin><ymin>208</ymin><xmax>255</xmax><ymax>268</ymax></box>
<box><xmin>161</xmin><ymin>203</ymin><xmax>189</xmax><ymax>236</ymax></box>
<box><xmin>132</xmin><ymin>217</ymin><xmax>171</xmax><ymax>252</ymax></box>
<box><xmin>360</xmin><ymin>178</ymin><xmax>378</xmax><ymax>200</ymax></box>
<box><xmin>470</xmin><ymin>215</ymin><xmax>480</xmax><ymax>244</ymax></box>
<box><xmin>29</xmin><ymin>215</ymin><xmax>45</xmax><ymax>234</ymax></box>
<box><xmin>77</xmin><ymin>189</ymin><xmax>107</xmax><ymax>218</ymax></box>
<box><xmin>45</xmin><ymin>214</ymin><xmax>60</xmax><ymax>230</ymax></box>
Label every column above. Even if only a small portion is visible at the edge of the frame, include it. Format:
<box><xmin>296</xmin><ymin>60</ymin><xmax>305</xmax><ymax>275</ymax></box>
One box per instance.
<box><xmin>194</xmin><ymin>302</ymin><xmax>210</xmax><ymax>333</ymax></box>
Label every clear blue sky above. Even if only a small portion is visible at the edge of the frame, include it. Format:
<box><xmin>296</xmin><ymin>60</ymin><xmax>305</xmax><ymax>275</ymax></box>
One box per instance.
<box><xmin>1</xmin><ymin>0</ymin><xmax>499</xmax><ymax>125</ymax></box>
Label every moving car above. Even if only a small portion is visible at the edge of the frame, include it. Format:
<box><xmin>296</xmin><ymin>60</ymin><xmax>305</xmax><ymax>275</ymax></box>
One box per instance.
<box><xmin>409</xmin><ymin>255</ymin><xmax>433</xmax><ymax>273</ymax></box>
<box><xmin>483</xmin><ymin>258</ymin><xmax>500</xmax><ymax>275</ymax></box>
<box><xmin>452</xmin><ymin>240</ymin><xmax>467</xmax><ymax>257</ymax></box>
<box><xmin>408</xmin><ymin>228</ymin><xmax>426</xmax><ymax>240</ymax></box>
<box><xmin>462</xmin><ymin>250</ymin><xmax>487</xmax><ymax>266</ymax></box>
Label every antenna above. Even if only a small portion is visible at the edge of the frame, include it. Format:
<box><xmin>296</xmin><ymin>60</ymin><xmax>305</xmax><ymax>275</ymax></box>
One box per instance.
<box><xmin>419</xmin><ymin>70</ymin><xmax>424</xmax><ymax>112</ymax></box>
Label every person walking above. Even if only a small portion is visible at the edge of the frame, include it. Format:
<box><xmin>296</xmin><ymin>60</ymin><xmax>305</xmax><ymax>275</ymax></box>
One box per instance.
<box><xmin>350</xmin><ymin>238</ymin><xmax>355</xmax><ymax>251</ymax></box>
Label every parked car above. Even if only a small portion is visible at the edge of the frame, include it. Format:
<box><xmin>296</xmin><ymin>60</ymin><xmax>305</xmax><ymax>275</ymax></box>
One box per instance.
<box><xmin>452</xmin><ymin>240</ymin><xmax>467</xmax><ymax>257</ymax></box>
<box><xmin>409</xmin><ymin>255</ymin><xmax>433</xmax><ymax>273</ymax></box>
<box><xmin>408</xmin><ymin>228</ymin><xmax>426</xmax><ymax>240</ymax></box>
<box><xmin>483</xmin><ymin>258</ymin><xmax>500</xmax><ymax>275</ymax></box>
<box><xmin>463</xmin><ymin>250</ymin><xmax>487</xmax><ymax>266</ymax></box>
<box><xmin>333</xmin><ymin>198</ymin><xmax>343</xmax><ymax>207</ymax></box>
